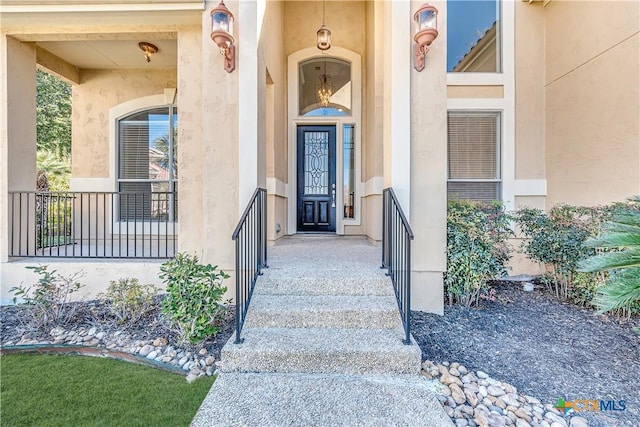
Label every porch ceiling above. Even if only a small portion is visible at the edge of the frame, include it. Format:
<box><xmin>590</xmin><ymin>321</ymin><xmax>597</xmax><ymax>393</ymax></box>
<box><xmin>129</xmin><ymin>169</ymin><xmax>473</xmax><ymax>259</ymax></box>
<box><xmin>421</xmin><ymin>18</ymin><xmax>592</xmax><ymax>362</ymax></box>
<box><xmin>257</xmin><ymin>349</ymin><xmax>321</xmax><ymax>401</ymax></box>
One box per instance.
<box><xmin>37</xmin><ymin>39</ymin><xmax>177</xmax><ymax>69</ymax></box>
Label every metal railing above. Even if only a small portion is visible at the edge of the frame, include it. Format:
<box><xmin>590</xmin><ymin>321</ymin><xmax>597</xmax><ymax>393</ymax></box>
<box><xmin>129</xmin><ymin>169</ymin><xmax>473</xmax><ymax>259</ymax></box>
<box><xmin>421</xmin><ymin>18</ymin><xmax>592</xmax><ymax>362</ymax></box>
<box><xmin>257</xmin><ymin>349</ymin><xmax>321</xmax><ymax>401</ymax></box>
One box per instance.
<box><xmin>232</xmin><ymin>188</ymin><xmax>268</xmax><ymax>344</ymax></box>
<box><xmin>8</xmin><ymin>191</ymin><xmax>177</xmax><ymax>258</ymax></box>
<box><xmin>381</xmin><ymin>188</ymin><xmax>415</xmax><ymax>345</ymax></box>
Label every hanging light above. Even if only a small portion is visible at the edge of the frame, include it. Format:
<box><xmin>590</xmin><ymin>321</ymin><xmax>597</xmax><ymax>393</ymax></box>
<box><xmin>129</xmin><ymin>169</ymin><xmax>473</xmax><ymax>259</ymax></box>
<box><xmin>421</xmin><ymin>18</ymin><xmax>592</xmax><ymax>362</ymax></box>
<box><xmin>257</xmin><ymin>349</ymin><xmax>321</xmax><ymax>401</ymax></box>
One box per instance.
<box><xmin>316</xmin><ymin>62</ymin><xmax>333</xmax><ymax>107</ymax></box>
<box><xmin>317</xmin><ymin>0</ymin><xmax>331</xmax><ymax>51</ymax></box>
<box><xmin>138</xmin><ymin>42</ymin><xmax>158</xmax><ymax>63</ymax></box>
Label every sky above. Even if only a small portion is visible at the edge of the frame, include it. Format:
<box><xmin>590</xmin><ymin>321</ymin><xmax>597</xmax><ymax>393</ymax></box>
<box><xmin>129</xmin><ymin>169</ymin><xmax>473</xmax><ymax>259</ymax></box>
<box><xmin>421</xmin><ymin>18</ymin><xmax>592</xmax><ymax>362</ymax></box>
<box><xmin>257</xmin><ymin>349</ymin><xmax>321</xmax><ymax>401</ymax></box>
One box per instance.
<box><xmin>447</xmin><ymin>0</ymin><xmax>499</xmax><ymax>71</ymax></box>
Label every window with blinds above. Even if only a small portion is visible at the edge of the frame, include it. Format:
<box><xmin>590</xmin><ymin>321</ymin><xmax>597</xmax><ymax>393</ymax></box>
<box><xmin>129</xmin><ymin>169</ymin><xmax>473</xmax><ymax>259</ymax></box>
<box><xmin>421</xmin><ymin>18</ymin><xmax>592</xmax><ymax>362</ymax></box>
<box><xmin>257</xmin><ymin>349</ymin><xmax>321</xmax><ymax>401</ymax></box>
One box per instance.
<box><xmin>117</xmin><ymin>106</ymin><xmax>177</xmax><ymax>221</ymax></box>
<box><xmin>447</xmin><ymin>112</ymin><xmax>501</xmax><ymax>202</ymax></box>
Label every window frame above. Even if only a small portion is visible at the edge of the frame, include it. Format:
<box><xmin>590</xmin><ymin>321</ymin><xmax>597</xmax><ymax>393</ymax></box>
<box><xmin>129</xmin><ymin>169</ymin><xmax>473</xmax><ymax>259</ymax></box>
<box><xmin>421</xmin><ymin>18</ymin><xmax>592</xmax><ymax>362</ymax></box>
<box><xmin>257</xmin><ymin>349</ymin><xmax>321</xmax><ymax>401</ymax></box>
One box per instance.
<box><xmin>116</xmin><ymin>104</ymin><xmax>178</xmax><ymax>223</ymax></box>
<box><xmin>446</xmin><ymin>0</ymin><xmax>503</xmax><ymax>74</ymax></box>
<box><xmin>446</xmin><ymin>110</ymin><xmax>502</xmax><ymax>202</ymax></box>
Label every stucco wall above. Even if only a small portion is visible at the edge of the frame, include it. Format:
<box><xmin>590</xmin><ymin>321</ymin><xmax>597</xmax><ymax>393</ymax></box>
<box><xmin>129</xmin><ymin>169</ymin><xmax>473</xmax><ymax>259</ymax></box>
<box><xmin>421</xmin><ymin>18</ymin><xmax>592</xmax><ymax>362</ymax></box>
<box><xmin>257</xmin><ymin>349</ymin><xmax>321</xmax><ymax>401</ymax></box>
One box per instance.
<box><xmin>260</xmin><ymin>0</ymin><xmax>287</xmax><ymax>185</ymax></box>
<box><xmin>544</xmin><ymin>1</ymin><xmax>640</xmax><ymax>206</ymax></box>
<box><xmin>72</xmin><ymin>69</ymin><xmax>177</xmax><ymax>178</ymax></box>
<box><xmin>410</xmin><ymin>0</ymin><xmax>447</xmax><ymax>314</ymax></box>
<box><xmin>0</xmin><ymin>36</ymin><xmax>37</xmax><ymax>262</ymax></box>
<box><xmin>514</xmin><ymin>1</ymin><xmax>545</xmax><ymax>181</ymax></box>
<box><xmin>284</xmin><ymin>1</ymin><xmax>366</xmax><ymax>58</ymax></box>
<box><xmin>259</xmin><ymin>0</ymin><xmax>287</xmax><ymax>238</ymax></box>
<box><xmin>176</xmin><ymin>26</ymin><xmax>204</xmax><ymax>254</ymax></box>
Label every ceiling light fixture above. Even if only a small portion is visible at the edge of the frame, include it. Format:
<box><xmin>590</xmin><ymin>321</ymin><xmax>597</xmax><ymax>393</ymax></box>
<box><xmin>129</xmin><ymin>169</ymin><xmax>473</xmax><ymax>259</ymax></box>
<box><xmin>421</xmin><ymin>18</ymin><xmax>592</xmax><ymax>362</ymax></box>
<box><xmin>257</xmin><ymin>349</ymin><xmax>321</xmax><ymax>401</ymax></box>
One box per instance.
<box><xmin>138</xmin><ymin>42</ymin><xmax>158</xmax><ymax>63</ymax></box>
<box><xmin>317</xmin><ymin>0</ymin><xmax>331</xmax><ymax>51</ymax></box>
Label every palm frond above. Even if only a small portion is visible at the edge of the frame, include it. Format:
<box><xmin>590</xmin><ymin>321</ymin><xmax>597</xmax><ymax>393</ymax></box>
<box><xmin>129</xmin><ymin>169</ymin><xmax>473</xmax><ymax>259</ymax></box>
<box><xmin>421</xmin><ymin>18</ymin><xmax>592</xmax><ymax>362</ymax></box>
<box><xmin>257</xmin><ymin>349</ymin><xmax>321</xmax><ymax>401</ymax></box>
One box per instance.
<box><xmin>593</xmin><ymin>267</ymin><xmax>640</xmax><ymax>313</ymax></box>
<box><xmin>579</xmin><ymin>250</ymin><xmax>640</xmax><ymax>272</ymax></box>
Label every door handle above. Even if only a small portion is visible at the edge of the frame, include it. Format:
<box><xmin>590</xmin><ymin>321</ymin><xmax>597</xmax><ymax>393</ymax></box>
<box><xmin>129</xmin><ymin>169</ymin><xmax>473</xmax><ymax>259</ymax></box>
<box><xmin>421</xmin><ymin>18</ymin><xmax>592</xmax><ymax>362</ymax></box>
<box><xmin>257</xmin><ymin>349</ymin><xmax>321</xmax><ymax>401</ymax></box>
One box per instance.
<box><xmin>331</xmin><ymin>184</ymin><xmax>336</xmax><ymax>208</ymax></box>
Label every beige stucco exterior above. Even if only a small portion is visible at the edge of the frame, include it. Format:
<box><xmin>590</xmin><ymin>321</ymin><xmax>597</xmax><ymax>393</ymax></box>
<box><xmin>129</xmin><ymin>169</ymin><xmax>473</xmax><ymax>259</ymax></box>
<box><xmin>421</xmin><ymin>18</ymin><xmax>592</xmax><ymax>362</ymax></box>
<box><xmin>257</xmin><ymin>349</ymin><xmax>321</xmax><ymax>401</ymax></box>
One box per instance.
<box><xmin>1</xmin><ymin>0</ymin><xmax>639</xmax><ymax>310</ymax></box>
<box><xmin>544</xmin><ymin>1</ymin><xmax>640</xmax><ymax>206</ymax></box>
<box><xmin>72</xmin><ymin>69</ymin><xmax>177</xmax><ymax>178</ymax></box>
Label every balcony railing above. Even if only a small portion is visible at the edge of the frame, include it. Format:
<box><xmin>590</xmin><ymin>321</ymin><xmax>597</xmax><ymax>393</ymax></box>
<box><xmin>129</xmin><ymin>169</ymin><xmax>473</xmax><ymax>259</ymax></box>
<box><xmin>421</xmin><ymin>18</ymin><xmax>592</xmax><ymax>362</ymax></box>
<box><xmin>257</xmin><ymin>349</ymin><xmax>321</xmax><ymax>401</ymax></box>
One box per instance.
<box><xmin>8</xmin><ymin>191</ymin><xmax>177</xmax><ymax>259</ymax></box>
<box><xmin>381</xmin><ymin>188</ymin><xmax>414</xmax><ymax>345</ymax></box>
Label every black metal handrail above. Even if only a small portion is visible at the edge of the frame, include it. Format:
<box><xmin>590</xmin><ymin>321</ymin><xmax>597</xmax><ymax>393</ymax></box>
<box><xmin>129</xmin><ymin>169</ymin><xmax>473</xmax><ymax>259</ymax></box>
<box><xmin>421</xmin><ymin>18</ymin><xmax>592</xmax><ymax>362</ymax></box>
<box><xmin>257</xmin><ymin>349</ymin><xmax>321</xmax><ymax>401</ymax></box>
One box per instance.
<box><xmin>381</xmin><ymin>188</ymin><xmax>415</xmax><ymax>345</ymax></box>
<box><xmin>232</xmin><ymin>188</ymin><xmax>268</xmax><ymax>344</ymax></box>
<box><xmin>8</xmin><ymin>191</ymin><xmax>177</xmax><ymax>259</ymax></box>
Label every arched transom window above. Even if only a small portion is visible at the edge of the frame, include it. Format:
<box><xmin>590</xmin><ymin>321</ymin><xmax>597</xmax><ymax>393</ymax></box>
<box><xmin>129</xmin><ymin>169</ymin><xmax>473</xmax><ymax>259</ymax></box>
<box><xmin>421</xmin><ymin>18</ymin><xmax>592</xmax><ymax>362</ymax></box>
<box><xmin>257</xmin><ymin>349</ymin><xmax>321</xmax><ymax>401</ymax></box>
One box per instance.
<box><xmin>299</xmin><ymin>58</ymin><xmax>351</xmax><ymax>116</ymax></box>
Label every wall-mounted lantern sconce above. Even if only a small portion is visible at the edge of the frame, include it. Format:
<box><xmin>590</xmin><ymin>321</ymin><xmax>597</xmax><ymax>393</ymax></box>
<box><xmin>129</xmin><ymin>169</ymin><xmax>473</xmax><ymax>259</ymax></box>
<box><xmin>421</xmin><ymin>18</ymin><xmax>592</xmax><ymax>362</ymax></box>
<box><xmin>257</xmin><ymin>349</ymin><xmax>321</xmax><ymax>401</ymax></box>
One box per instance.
<box><xmin>210</xmin><ymin>0</ymin><xmax>235</xmax><ymax>73</ymax></box>
<box><xmin>413</xmin><ymin>3</ymin><xmax>439</xmax><ymax>71</ymax></box>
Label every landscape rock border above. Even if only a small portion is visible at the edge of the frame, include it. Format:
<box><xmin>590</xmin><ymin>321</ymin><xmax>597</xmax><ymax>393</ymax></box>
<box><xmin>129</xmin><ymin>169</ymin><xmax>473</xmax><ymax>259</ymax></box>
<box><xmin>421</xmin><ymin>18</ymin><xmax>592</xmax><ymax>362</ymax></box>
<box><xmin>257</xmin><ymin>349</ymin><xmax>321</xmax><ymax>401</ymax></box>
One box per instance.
<box><xmin>422</xmin><ymin>360</ymin><xmax>589</xmax><ymax>427</ymax></box>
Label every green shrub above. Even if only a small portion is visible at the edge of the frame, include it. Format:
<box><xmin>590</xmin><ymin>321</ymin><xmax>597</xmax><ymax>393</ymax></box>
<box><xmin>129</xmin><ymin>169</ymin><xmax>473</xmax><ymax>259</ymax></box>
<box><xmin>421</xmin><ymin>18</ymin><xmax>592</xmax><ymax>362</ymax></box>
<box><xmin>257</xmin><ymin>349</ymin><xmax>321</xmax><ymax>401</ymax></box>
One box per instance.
<box><xmin>100</xmin><ymin>278</ymin><xmax>157</xmax><ymax>325</ymax></box>
<box><xmin>514</xmin><ymin>205</ymin><xmax>610</xmax><ymax>301</ymax></box>
<box><xmin>10</xmin><ymin>265</ymin><xmax>84</xmax><ymax>329</ymax></box>
<box><xmin>159</xmin><ymin>253</ymin><xmax>230</xmax><ymax>344</ymax></box>
<box><xmin>446</xmin><ymin>200</ymin><xmax>512</xmax><ymax>307</ymax></box>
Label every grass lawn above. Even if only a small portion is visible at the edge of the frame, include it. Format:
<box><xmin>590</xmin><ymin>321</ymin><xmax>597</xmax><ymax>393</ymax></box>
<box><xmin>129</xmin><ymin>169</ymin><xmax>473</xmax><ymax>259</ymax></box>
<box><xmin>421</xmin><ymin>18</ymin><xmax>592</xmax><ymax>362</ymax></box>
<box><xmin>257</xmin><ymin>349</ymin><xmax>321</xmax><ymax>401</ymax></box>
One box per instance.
<box><xmin>1</xmin><ymin>354</ymin><xmax>215</xmax><ymax>427</ymax></box>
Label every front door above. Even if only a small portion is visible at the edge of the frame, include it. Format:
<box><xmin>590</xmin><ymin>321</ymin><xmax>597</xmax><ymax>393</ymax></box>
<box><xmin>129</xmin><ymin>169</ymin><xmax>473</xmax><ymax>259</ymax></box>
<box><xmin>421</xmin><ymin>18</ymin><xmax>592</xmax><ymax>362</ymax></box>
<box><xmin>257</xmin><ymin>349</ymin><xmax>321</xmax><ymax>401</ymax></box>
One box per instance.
<box><xmin>297</xmin><ymin>125</ymin><xmax>336</xmax><ymax>232</ymax></box>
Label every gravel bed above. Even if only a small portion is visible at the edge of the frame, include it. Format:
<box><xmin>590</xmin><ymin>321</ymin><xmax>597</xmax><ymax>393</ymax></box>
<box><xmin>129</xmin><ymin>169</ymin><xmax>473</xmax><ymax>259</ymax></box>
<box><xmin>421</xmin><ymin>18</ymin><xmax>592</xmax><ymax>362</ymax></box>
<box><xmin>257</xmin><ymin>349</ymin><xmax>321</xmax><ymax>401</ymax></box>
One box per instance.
<box><xmin>0</xmin><ymin>298</ymin><xmax>234</xmax><ymax>379</ymax></box>
<box><xmin>412</xmin><ymin>282</ymin><xmax>640</xmax><ymax>427</ymax></box>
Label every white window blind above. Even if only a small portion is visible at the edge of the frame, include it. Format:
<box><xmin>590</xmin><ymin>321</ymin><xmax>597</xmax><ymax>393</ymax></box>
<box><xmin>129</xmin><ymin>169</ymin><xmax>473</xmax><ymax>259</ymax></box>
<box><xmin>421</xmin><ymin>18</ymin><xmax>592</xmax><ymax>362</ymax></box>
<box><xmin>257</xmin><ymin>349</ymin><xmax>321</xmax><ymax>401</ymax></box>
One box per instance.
<box><xmin>117</xmin><ymin>106</ymin><xmax>177</xmax><ymax>221</ymax></box>
<box><xmin>447</xmin><ymin>112</ymin><xmax>501</xmax><ymax>202</ymax></box>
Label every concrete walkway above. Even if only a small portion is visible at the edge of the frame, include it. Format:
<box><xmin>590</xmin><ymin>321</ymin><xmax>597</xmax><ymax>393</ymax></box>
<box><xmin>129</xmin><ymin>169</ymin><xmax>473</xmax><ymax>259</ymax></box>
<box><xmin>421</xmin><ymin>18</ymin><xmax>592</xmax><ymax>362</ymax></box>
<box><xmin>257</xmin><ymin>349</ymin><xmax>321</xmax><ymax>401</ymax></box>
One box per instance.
<box><xmin>192</xmin><ymin>236</ymin><xmax>452</xmax><ymax>427</ymax></box>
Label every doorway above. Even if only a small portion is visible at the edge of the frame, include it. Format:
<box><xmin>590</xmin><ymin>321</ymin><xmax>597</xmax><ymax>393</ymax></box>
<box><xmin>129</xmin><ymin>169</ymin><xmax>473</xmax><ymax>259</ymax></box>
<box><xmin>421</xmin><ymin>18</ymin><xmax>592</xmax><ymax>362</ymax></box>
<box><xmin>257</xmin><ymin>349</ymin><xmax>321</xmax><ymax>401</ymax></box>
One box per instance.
<box><xmin>296</xmin><ymin>125</ymin><xmax>336</xmax><ymax>232</ymax></box>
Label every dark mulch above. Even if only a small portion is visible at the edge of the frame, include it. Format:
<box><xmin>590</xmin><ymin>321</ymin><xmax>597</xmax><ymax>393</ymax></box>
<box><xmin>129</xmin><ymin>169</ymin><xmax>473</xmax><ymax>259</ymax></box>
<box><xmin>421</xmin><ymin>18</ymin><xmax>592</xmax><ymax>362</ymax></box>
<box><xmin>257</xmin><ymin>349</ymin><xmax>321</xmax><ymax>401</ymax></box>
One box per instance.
<box><xmin>412</xmin><ymin>282</ymin><xmax>640</xmax><ymax>427</ymax></box>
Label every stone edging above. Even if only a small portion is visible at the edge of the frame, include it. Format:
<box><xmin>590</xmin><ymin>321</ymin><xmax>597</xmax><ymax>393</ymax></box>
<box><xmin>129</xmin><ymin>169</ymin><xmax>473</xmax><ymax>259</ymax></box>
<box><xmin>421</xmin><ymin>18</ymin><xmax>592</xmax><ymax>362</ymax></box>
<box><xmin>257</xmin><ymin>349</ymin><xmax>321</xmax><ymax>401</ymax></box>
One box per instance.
<box><xmin>422</xmin><ymin>361</ymin><xmax>589</xmax><ymax>427</ymax></box>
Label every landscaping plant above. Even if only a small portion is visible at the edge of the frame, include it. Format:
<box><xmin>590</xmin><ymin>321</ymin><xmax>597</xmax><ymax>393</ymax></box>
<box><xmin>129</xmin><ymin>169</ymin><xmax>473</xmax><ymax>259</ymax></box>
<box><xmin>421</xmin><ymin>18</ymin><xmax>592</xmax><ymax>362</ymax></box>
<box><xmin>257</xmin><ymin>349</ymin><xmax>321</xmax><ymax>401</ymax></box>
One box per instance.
<box><xmin>446</xmin><ymin>200</ymin><xmax>512</xmax><ymax>307</ymax></box>
<box><xmin>10</xmin><ymin>265</ymin><xmax>84</xmax><ymax>329</ymax></box>
<box><xmin>101</xmin><ymin>278</ymin><xmax>157</xmax><ymax>325</ymax></box>
<box><xmin>579</xmin><ymin>197</ymin><xmax>640</xmax><ymax>318</ymax></box>
<box><xmin>514</xmin><ymin>205</ymin><xmax>609</xmax><ymax>301</ymax></box>
<box><xmin>159</xmin><ymin>253</ymin><xmax>230</xmax><ymax>344</ymax></box>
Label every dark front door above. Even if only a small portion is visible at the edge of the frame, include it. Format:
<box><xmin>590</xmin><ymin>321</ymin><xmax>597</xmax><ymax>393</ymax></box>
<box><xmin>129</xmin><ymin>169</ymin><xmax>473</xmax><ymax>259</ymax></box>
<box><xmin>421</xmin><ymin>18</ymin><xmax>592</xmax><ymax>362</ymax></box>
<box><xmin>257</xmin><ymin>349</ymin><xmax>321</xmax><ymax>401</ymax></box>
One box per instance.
<box><xmin>297</xmin><ymin>125</ymin><xmax>336</xmax><ymax>232</ymax></box>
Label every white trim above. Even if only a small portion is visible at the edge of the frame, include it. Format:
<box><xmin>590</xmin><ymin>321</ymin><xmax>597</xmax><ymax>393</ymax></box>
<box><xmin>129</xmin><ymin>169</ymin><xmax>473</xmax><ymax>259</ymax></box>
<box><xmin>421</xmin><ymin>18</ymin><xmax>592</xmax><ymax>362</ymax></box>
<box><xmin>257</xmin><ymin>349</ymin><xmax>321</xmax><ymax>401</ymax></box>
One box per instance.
<box><xmin>364</xmin><ymin>176</ymin><xmax>383</xmax><ymax>196</ymax></box>
<box><xmin>502</xmin><ymin>0</ymin><xmax>516</xmax><ymax>211</ymax></box>
<box><xmin>390</xmin><ymin>0</ymin><xmax>411</xmax><ymax>215</ymax></box>
<box><xmin>103</xmin><ymin>94</ymin><xmax>179</xmax><ymax>236</ymax></box>
<box><xmin>447</xmin><ymin>98</ymin><xmax>507</xmax><ymax>110</ymax></box>
<box><xmin>287</xmin><ymin>46</ymin><xmax>362</xmax><ymax>235</ymax></box>
<box><xmin>444</xmin><ymin>1</ymin><xmax>517</xmax><ymax>210</ymax></box>
<box><xmin>266</xmin><ymin>177</ymin><xmax>287</xmax><ymax>198</ymax></box>
<box><xmin>447</xmin><ymin>73</ymin><xmax>504</xmax><ymax>86</ymax></box>
<box><xmin>0</xmin><ymin>3</ymin><xmax>204</xmax><ymax>13</ymax></box>
<box><xmin>238</xmin><ymin>0</ymin><xmax>259</xmax><ymax>212</ymax></box>
<box><xmin>514</xmin><ymin>179</ymin><xmax>547</xmax><ymax>196</ymax></box>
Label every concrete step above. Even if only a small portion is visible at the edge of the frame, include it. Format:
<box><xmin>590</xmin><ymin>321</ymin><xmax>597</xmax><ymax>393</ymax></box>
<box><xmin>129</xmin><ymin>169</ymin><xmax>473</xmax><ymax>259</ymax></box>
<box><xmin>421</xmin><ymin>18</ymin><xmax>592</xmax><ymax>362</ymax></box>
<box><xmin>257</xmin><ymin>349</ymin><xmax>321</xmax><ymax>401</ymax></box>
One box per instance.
<box><xmin>255</xmin><ymin>273</ymin><xmax>394</xmax><ymax>297</ymax></box>
<box><xmin>220</xmin><ymin>327</ymin><xmax>421</xmax><ymax>375</ymax></box>
<box><xmin>244</xmin><ymin>294</ymin><xmax>402</xmax><ymax>329</ymax></box>
<box><xmin>191</xmin><ymin>372</ymin><xmax>454</xmax><ymax>427</ymax></box>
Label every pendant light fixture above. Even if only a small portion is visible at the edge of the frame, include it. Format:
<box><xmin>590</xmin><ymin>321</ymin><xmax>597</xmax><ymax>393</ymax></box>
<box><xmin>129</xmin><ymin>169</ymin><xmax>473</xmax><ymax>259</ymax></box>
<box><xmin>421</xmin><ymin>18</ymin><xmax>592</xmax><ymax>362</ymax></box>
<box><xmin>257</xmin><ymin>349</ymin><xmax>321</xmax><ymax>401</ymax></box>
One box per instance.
<box><xmin>316</xmin><ymin>61</ymin><xmax>333</xmax><ymax>107</ymax></box>
<box><xmin>317</xmin><ymin>0</ymin><xmax>331</xmax><ymax>51</ymax></box>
